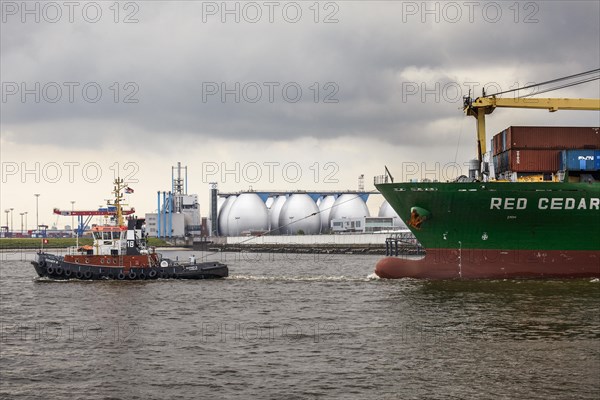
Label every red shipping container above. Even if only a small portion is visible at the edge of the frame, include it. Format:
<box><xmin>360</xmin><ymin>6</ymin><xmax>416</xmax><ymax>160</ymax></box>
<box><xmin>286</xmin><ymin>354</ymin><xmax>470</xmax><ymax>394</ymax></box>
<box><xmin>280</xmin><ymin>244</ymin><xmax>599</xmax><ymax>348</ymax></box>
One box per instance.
<box><xmin>505</xmin><ymin>149</ymin><xmax>561</xmax><ymax>173</ymax></box>
<box><xmin>492</xmin><ymin>126</ymin><xmax>599</xmax><ymax>156</ymax></box>
<box><xmin>501</xmin><ymin>126</ymin><xmax>600</xmax><ymax>150</ymax></box>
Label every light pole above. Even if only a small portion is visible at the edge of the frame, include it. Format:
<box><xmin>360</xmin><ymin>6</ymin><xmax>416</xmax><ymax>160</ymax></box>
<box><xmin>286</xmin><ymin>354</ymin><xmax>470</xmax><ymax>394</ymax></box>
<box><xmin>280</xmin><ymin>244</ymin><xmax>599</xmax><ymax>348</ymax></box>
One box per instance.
<box><xmin>9</xmin><ymin>208</ymin><xmax>14</xmax><ymax>234</ymax></box>
<box><xmin>24</xmin><ymin>212</ymin><xmax>28</xmax><ymax>235</ymax></box>
<box><xmin>4</xmin><ymin>209</ymin><xmax>8</xmax><ymax>232</ymax></box>
<box><xmin>71</xmin><ymin>200</ymin><xmax>75</xmax><ymax>237</ymax></box>
<box><xmin>34</xmin><ymin>194</ymin><xmax>40</xmax><ymax>233</ymax></box>
<box><xmin>20</xmin><ymin>212</ymin><xmax>24</xmax><ymax>234</ymax></box>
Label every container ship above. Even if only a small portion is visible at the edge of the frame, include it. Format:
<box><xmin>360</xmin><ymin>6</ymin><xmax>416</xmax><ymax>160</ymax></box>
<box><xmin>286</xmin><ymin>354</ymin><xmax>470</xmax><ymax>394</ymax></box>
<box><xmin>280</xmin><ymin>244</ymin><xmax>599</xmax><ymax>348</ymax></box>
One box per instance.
<box><xmin>374</xmin><ymin>92</ymin><xmax>600</xmax><ymax>279</ymax></box>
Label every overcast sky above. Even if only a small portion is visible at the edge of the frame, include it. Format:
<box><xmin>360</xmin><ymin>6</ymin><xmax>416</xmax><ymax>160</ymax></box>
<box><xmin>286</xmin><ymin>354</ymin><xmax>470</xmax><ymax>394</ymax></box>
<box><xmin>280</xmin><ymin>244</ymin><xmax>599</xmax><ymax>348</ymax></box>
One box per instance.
<box><xmin>1</xmin><ymin>0</ymin><xmax>599</xmax><ymax>229</ymax></box>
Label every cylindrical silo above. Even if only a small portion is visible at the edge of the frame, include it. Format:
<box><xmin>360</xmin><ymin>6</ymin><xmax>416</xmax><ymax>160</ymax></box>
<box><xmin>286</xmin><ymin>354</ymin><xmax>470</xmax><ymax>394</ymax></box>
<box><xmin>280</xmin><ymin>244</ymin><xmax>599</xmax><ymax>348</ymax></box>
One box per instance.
<box><xmin>278</xmin><ymin>194</ymin><xmax>320</xmax><ymax>235</ymax></box>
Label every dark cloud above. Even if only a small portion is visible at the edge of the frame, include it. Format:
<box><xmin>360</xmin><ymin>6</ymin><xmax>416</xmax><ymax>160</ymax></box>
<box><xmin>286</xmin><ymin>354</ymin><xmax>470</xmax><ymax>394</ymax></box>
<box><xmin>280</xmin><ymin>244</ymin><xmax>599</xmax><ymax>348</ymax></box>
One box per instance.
<box><xmin>2</xmin><ymin>1</ymin><xmax>599</xmax><ymax>148</ymax></box>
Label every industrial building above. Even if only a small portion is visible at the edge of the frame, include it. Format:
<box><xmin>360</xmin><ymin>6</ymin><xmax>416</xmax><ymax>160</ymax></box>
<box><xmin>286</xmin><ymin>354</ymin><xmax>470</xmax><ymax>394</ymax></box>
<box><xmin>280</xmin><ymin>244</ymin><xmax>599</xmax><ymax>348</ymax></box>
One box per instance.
<box><xmin>145</xmin><ymin>163</ymin><xmax>204</xmax><ymax>238</ymax></box>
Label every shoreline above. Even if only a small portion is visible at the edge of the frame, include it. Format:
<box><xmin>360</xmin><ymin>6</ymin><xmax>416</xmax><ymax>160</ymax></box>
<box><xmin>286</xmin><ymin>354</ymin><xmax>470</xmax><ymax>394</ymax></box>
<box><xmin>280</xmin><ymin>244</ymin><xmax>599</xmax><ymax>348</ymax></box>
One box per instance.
<box><xmin>192</xmin><ymin>242</ymin><xmax>423</xmax><ymax>256</ymax></box>
<box><xmin>0</xmin><ymin>241</ymin><xmax>422</xmax><ymax>256</ymax></box>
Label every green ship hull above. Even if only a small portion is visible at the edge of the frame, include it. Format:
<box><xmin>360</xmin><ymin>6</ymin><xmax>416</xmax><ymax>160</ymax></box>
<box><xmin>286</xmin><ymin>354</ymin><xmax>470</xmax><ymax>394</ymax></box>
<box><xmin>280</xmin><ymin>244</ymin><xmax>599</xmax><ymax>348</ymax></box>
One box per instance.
<box><xmin>375</xmin><ymin>181</ymin><xmax>600</xmax><ymax>279</ymax></box>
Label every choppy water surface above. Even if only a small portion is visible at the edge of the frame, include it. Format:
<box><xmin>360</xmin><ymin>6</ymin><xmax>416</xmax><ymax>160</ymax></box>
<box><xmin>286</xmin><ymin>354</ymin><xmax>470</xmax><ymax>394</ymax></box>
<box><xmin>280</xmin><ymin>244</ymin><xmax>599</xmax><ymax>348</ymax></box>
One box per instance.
<box><xmin>1</xmin><ymin>250</ymin><xmax>599</xmax><ymax>399</ymax></box>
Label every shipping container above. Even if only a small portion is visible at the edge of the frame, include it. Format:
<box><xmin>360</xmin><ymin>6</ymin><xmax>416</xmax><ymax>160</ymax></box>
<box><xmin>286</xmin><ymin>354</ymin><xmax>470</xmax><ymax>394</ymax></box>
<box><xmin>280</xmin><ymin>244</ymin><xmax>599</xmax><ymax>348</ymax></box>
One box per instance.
<box><xmin>492</xmin><ymin>126</ymin><xmax>600</xmax><ymax>154</ymax></box>
<box><xmin>560</xmin><ymin>149</ymin><xmax>600</xmax><ymax>171</ymax></box>
<box><xmin>492</xmin><ymin>130</ymin><xmax>509</xmax><ymax>156</ymax></box>
<box><xmin>500</xmin><ymin>151</ymin><xmax>508</xmax><ymax>171</ymax></box>
<box><xmin>493</xmin><ymin>135</ymin><xmax>497</xmax><ymax>155</ymax></box>
<box><xmin>493</xmin><ymin>151</ymin><xmax>510</xmax><ymax>173</ymax></box>
<box><xmin>495</xmin><ymin>149</ymin><xmax>561</xmax><ymax>173</ymax></box>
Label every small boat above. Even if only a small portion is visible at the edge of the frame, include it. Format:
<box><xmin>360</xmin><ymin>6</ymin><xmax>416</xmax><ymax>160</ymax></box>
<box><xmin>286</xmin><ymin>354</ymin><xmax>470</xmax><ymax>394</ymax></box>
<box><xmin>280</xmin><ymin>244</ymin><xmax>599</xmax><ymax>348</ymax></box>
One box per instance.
<box><xmin>31</xmin><ymin>179</ymin><xmax>228</xmax><ymax>280</ymax></box>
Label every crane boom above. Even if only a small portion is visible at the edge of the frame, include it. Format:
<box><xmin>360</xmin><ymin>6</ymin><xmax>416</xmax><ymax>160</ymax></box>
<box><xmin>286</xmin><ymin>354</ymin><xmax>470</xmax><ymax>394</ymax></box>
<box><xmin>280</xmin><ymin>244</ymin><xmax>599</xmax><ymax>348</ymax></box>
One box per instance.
<box><xmin>463</xmin><ymin>96</ymin><xmax>600</xmax><ymax>163</ymax></box>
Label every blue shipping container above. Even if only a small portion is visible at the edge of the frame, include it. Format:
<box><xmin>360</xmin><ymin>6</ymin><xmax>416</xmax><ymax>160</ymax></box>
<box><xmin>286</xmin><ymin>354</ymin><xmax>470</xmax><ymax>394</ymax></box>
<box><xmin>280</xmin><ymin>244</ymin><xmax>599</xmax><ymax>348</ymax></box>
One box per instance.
<box><xmin>560</xmin><ymin>149</ymin><xmax>600</xmax><ymax>171</ymax></box>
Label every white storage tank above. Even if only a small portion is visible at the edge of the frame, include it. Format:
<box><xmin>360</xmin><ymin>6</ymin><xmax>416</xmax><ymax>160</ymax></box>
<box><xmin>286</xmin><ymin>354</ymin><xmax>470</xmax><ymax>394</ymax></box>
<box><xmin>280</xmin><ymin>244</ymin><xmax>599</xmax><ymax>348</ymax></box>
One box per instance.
<box><xmin>265</xmin><ymin>196</ymin><xmax>275</xmax><ymax>209</ymax></box>
<box><xmin>218</xmin><ymin>195</ymin><xmax>237</xmax><ymax>236</ymax></box>
<box><xmin>318</xmin><ymin>195</ymin><xmax>336</xmax><ymax>233</ymax></box>
<box><xmin>278</xmin><ymin>194</ymin><xmax>320</xmax><ymax>235</ymax></box>
<box><xmin>269</xmin><ymin>195</ymin><xmax>287</xmax><ymax>233</ymax></box>
<box><xmin>227</xmin><ymin>193</ymin><xmax>269</xmax><ymax>235</ymax></box>
<box><xmin>378</xmin><ymin>200</ymin><xmax>407</xmax><ymax>229</ymax></box>
<box><xmin>329</xmin><ymin>194</ymin><xmax>370</xmax><ymax>222</ymax></box>
<box><xmin>216</xmin><ymin>196</ymin><xmax>226</xmax><ymax>215</ymax></box>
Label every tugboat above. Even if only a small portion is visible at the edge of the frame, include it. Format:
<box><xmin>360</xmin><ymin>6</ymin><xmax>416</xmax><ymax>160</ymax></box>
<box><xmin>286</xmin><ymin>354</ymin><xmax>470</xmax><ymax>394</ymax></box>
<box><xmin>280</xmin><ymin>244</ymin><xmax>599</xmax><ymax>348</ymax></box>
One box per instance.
<box><xmin>31</xmin><ymin>179</ymin><xmax>228</xmax><ymax>280</ymax></box>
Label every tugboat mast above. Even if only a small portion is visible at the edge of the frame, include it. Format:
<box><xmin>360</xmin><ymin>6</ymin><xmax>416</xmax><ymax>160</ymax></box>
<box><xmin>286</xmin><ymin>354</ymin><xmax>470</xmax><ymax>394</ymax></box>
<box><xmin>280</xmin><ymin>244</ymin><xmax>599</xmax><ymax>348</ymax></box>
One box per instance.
<box><xmin>109</xmin><ymin>178</ymin><xmax>127</xmax><ymax>227</ymax></box>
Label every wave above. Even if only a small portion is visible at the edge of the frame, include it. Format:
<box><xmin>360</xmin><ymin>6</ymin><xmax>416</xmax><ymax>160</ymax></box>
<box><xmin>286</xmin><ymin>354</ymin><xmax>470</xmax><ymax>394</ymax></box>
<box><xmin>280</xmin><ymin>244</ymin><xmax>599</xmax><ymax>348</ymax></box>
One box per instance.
<box><xmin>228</xmin><ymin>274</ymin><xmax>375</xmax><ymax>282</ymax></box>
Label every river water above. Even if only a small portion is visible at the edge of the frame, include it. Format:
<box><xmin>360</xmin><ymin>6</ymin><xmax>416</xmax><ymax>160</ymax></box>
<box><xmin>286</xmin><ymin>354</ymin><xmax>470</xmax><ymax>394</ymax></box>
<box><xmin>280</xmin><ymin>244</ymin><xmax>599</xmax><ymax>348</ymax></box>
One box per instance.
<box><xmin>1</xmin><ymin>250</ymin><xmax>598</xmax><ymax>399</ymax></box>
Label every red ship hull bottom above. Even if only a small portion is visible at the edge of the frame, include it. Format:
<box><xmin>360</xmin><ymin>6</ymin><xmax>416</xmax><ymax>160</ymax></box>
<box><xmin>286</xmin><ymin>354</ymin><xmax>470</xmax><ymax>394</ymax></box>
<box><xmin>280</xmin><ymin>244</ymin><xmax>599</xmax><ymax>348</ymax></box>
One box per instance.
<box><xmin>375</xmin><ymin>249</ymin><xmax>600</xmax><ymax>279</ymax></box>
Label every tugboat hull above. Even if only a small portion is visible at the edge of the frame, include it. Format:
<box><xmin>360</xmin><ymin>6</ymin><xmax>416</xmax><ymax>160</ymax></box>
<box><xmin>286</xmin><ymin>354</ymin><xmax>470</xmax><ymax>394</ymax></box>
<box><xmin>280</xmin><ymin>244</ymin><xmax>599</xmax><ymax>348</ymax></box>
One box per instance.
<box><xmin>32</xmin><ymin>252</ymin><xmax>228</xmax><ymax>280</ymax></box>
<box><xmin>30</xmin><ymin>179</ymin><xmax>229</xmax><ymax>281</ymax></box>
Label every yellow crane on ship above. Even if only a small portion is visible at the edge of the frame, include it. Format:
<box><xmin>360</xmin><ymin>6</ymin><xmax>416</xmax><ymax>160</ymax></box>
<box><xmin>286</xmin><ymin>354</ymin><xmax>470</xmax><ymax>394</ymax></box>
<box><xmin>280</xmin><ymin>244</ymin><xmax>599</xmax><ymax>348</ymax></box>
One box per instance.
<box><xmin>462</xmin><ymin>68</ymin><xmax>600</xmax><ymax>172</ymax></box>
<box><xmin>463</xmin><ymin>96</ymin><xmax>600</xmax><ymax>163</ymax></box>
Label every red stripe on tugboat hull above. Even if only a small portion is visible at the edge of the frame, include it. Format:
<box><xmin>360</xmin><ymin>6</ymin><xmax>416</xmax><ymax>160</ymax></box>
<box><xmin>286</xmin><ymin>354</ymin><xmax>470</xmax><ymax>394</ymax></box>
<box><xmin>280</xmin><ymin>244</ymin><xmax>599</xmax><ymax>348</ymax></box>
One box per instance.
<box><xmin>63</xmin><ymin>254</ymin><xmax>156</xmax><ymax>268</ymax></box>
<box><xmin>375</xmin><ymin>249</ymin><xmax>600</xmax><ymax>279</ymax></box>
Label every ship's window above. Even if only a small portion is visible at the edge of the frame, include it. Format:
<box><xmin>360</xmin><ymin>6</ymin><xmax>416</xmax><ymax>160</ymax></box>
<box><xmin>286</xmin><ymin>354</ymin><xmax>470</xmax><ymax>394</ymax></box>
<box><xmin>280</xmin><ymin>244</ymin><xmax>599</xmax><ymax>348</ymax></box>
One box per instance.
<box><xmin>94</xmin><ymin>232</ymin><xmax>102</xmax><ymax>240</ymax></box>
<box><xmin>103</xmin><ymin>232</ymin><xmax>111</xmax><ymax>240</ymax></box>
<box><xmin>113</xmin><ymin>232</ymin><xmax>120</xmax><ymax>239</ymax></box>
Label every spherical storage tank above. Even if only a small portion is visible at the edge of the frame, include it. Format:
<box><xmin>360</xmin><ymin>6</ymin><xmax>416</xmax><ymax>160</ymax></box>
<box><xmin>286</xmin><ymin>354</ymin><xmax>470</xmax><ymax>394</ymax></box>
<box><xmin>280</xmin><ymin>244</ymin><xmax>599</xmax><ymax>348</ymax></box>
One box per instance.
<box><xmin>378</xmin><ymin>200</ymin><xmax>407</xmax><ymax>229</ymax></box>
<box><xmin>226</xmin><ymin>193</ymin><xmax>268</xmax><ymax>235</ymax></box>
<box><xmin>269</xmin><ymin>195</ymin><xmax>287</xmax><ymax>233</ymax></box>
<box><xmin>318</xmin><ymin>195</ymin><xmax>336</xmax><ymax>233</ymax></box>
<box><xmin>278</xmin><ymin>194</ymin><xmax>320</xmax><ymax>235</ymax></box>
<box><xmin>218</xmin><ymin>195</ymin><xmax>237</xmax><ymax>236</ymax></box>
<box><xmin>329</xmin><ymin>194</ymin><xmax>370</xmax><ymax>222</ymax></box>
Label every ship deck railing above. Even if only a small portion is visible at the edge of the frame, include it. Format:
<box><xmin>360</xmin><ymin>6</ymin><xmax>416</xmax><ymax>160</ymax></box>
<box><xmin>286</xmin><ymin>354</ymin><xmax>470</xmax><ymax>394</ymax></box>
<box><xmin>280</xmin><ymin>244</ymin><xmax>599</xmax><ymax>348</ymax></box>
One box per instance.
<box><xmin>66</xmin><ymin>246</ymin><xmax>87</xmax><ymax>255</ymax></box>
<box><xmin>374</xmin><ymin>175</ymin><xmax>391</xmax><ymax>185</ymax></box>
